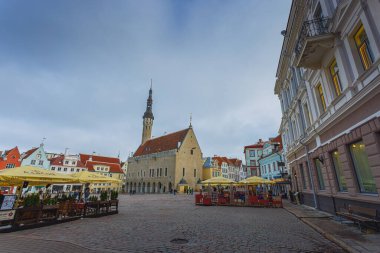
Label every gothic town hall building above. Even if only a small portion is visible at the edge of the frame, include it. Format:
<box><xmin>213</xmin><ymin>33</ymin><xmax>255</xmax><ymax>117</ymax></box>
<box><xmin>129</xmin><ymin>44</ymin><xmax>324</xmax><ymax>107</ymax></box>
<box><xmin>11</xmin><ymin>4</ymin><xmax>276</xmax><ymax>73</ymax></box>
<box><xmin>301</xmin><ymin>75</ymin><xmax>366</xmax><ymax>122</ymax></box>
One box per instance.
<box><xmin>126</xmin><ymin>87</ymin><xmax>204</xmax><ymax>193</ymax></box>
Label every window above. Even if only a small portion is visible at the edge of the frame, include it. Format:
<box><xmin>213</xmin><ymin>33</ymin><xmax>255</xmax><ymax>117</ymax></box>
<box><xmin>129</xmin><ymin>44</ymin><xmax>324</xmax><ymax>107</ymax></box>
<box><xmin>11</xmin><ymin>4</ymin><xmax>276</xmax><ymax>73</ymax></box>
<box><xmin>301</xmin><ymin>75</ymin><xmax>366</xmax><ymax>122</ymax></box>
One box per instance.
<box><xmin>273</xmin><ymin>162</ymin><xmax>276</xmax><ymax>171</ymax></box>
<box><xmin>249</xmin><ymin>150</ymin><xmax>256</xmax><ymax>157</ymax></box>
<box><xmin>329</xmin><ymin>59</ymin><xmax>342</xmax><ymax>96</ymax></box>
<box><xmin>51</xmin><ymin>167</ymin><xmax>55</xmax><ymax>170</ymax></box>
<box><xmin>314</xmin><ymin>159</ymin><xmax>325</xmax><ymax>190</ymax></box>
<box><xmin>303</xmin><ymin>103</ymin><xmax>312</xmax><ymax>127</ymax></box>
<box><xmin>165</xmin><ymin>168</ymin><xmax>167</xmax><ymax>176</ymax></box>
<box><xmin>299</xmin><ymin>164</ymin><xmax>306</xmax><ymax>189</ymax></box>
<box><xmin>77</xmin><ymin>169</ymin><xmax>80</xmax><ymax>172</ymax></box>
<box><xmin>354</xmin><ymin>24</ymin><xmax>373</xmax><ymax>70</ymax></box>
<box><xmin>65</xmin><ymin>161</ymin><xmax>69</xmax><ymax>165</ymax></box>
<box><xmin>58</xmin><ymin>167</ymin><xmax>61</xmax><ymax>171</ymax></box>
<box><xmin>64</xmin><ymin>167</ymin><xmax>67</xmax><ymax>172</ymax></box>
<box><xmin>31</xmin><ymin>160</ymin><xmax>36</xmax><ymax>165</ymax></box>
<box><xmin>157</xmin><ymin>168</ymin><xmax>159</xmax><ymax>177</ymax></box>
<box><xmin>331</xmin><ymin>150</ymin><xmax>347</xmax><ymax>192</ymax></box>
<box><xmin>194</xmin><ymin>169</ymin><xmax>196</xmax><ymax>177</ymax></box>
<box><xmin>160</xmin><ymin>168</ymin><xmax>162</xmax><ymax>177</ymax></box>
<box><xmin>316</xmin><ymin>83</ymin><xmax>326</xmax><ymax>112</ymax></box>
<box><xmin>190</xmin><ymin>150</ymin><xmax>193</xmax><ymax>155</ymax></box>
<box><xmin>5</xmin><ymin>163</ymin><xmax>15</xmax><ymax>168</ymax></box>
<box><xmin>71</xmin><ymin>168</ymin><xmax>74</xmax><ymax>172</ymax></box>
<box><xmin>250</xmin><ymin>160</ymin><xmax>256</xmax><ymax>166</ymax></box>
<box><xmin>72</xmin><ymin>161</ymin><xmax>75</xmax><ymax>165</ymax></box>
<box><xmin>350</xmin><ymin>141</ymin><xmax>376</xmax><ymax>193</ymax></box>
<box><xmin>39</xmin><ymin>160</ymin><xmax>44</xmax><ymax>165</ymax></box>
<box><xmin>183</xmin><ymin>168</ymin><xmax>185</xmax><ymax>177</ymax></box>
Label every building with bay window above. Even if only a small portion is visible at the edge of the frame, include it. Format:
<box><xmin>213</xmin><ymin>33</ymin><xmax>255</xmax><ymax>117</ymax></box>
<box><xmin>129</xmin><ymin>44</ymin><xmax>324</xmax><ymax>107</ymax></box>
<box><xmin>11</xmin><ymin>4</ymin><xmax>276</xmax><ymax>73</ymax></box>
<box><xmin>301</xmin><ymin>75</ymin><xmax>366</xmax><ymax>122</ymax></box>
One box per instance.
<box><xmin>275</xmin><ymin>0</ymin><xmax>380</xmax><ymax>214</ymax></box>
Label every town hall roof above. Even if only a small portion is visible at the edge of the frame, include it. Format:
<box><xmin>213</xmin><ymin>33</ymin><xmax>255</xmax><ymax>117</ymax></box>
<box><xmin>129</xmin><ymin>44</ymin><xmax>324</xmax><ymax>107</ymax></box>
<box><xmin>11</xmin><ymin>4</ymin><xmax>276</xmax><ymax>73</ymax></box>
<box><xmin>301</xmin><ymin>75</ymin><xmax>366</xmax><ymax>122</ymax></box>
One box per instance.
<box><xmin>134</xmin><ymin>128</ymin><xmax>190</xmax><ymax>157</ymax></box>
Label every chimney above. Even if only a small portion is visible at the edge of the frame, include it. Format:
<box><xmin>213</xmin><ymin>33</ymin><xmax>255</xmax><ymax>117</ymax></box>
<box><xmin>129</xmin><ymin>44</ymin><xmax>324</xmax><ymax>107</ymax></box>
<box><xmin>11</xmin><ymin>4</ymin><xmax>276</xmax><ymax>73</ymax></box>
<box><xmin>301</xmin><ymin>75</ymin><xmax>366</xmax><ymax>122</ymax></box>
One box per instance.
<box><xmin>177</xmin><ymin>141</ymin><xmax>181</xmax><ymax>149</ymax></box>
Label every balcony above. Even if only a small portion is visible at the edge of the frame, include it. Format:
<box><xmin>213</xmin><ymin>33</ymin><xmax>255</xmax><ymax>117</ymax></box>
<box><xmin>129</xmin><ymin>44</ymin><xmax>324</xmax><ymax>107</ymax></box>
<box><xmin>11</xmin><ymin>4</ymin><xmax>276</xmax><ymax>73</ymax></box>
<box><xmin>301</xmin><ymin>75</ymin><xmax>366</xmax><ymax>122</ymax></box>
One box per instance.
<box><xmin>295</xmin><ymin>17</ymin><xmax>335</xmax><ymax>69</ymax></box>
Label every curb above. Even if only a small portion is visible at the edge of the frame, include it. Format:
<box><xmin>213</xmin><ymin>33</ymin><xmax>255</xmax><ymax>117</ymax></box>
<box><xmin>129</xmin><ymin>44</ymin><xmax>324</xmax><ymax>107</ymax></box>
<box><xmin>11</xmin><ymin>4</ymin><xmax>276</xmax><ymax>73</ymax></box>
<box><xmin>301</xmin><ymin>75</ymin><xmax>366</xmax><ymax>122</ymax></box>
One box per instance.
<box><xmin>300</xmin><ymin>217</ymin><xmax>359</xmax><ymax>253</ymax></box>
<box><xmin>283</xmin><ymin>205</ymin><xmax>357</xmax><ymax>253</ymax></box>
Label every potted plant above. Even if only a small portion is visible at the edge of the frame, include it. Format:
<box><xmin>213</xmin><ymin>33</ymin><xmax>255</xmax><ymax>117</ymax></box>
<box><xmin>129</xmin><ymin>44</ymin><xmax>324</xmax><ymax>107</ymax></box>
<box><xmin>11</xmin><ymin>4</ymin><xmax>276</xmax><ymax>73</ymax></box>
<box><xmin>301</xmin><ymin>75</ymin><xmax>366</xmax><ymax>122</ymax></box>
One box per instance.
<box><xmin>88</xmin><ymin>195</ymin><xmax>98</xmax><ymax>202</ymax></box>
<box><xmin>100</xmin><ymin>191</ymin><xmax>108</xmax><ymax>202</ymax></box>
<box><xmin>23</xmin><ymin>193</ymin><xmax>40</xmax><ymax>208</ymax></box>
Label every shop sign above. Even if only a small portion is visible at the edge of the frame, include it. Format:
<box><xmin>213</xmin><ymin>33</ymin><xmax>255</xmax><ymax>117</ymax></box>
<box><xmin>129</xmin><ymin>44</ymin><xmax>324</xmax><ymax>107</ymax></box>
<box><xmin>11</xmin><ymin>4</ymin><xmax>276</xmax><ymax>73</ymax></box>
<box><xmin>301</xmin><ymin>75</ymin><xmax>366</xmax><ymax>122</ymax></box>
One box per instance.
<box><xmin>0</xmin><ymin>210</ymin><xmax>15</xmax><ymax>221</ymax></box>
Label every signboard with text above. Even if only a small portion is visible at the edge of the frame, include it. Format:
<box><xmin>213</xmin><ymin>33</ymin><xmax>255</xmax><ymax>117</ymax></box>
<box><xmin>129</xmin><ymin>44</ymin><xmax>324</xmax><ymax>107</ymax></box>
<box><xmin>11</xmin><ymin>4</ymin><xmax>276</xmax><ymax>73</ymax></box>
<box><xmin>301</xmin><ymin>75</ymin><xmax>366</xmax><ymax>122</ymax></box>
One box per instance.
<box><xmin>0</xmin><ymin>194</ymin><xmax>17</xmax><ymax>211</ymax></box>
<box><xmin>0</xmin><ymin>210</ymin><xmax>15</xmax><ymax>221</ymax></box>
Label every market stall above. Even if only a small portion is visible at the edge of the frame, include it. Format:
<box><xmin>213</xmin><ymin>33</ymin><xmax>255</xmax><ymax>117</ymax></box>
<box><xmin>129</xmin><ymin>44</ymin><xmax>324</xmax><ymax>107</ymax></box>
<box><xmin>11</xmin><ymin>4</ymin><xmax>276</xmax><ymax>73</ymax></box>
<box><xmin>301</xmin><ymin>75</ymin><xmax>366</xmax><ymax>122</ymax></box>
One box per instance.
<box><xmin>239</xmin><ymin>177</ymin><xmax>283</xmax><ymax>207</ymax></box>
<box><xmin>0</xmin><ymin>166</ymin><xmax>79</xmax><ymax>229</ymax></box>
<box><xmin>69</xmin><ymin>171</ymin><xmax>121</xmax><ymax>217</ymax></box>
<box><xmin>197</xmin><ymin>176</ymin><xmax>235</xmax><ymax>206</ymax></box>
<box><xmin>0</xmin><ymin>167</ymin><xmax>122</xmax><ymax>231</ymax></box>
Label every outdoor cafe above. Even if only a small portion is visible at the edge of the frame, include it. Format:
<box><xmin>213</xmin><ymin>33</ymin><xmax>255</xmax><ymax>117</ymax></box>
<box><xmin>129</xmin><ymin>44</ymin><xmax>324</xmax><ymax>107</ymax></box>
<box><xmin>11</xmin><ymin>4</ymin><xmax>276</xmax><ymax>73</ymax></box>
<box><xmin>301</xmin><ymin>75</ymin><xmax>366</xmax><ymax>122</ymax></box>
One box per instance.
<box><xmin>0</xmin><ymin>166</ymin><xmax>121</xmax><ymax>232</ymax></box>
<box><xmin>195</xmin><ymin>176</ymin><xmax>287</xmax><ymax>208</ymax></box>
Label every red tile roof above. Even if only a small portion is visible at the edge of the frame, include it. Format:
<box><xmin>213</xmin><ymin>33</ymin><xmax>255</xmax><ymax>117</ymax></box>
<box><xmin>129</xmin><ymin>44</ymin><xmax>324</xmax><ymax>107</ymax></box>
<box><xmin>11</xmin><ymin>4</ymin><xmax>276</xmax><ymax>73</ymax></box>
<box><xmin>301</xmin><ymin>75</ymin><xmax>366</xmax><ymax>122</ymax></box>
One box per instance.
<box><xmin>49</xmin><ymin>155</ymin><xmax>85</xmax><ymax>167</ymax></box>
<box><xmin>213</xmin><ymin>156</ymin><xmax>241</xmax><ymax>167</ymax></box>
<box><xmin>79</xmin><ymin>154</ymin><xmax>120</xmax><ymax>165</ymax></box>
<box><xmin>79</xmin><ymin>154</ymin><xmax>123</xmax><ymax>174</ymax></box>
<box><xmin>134</xmin><ymin>128</ymin><xmax>190</xmax><ymax>157</ymax></box>
<box><xmin>85</xmin><ymin>160</ymin><xmax>124</xmax><ymax>173</ymax></box>
<box><xmin>49</xmin><ymin>155</ymin><xmax>64</xmax><ymax>165</ymax></box>
<box><xmin>270</xmin><ymin>134</ymin><xmax>283</xmax><ymax>151</ymax></box>
<box><xmin>23</xmin><ymin>147</ymin><xmax>38</xmax><ymax>159</ymax></box>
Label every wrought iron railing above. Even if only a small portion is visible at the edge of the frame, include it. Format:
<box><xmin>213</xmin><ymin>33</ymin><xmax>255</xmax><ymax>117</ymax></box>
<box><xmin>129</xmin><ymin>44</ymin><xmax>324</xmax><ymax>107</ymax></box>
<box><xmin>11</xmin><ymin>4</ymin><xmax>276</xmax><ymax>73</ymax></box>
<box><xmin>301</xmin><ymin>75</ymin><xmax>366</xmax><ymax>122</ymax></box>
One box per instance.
<box><xmin>295</xmin><ymin>17</ymin><xmax>331</xmax><ymax>56</ymax></box>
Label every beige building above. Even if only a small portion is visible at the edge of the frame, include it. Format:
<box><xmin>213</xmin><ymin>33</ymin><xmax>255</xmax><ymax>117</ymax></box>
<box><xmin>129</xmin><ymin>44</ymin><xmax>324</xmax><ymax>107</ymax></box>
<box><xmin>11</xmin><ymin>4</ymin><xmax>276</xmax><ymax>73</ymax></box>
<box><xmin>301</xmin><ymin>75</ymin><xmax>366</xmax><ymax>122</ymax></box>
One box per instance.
<box><xmin>275</xmin><ymin>0</ymin><xmax>380</xmax><ymax>213</ymax></box>
<box><xmin>126</xmin><ymin>88</ymin><xmax>204</xmax><ymax>193</ymax></box>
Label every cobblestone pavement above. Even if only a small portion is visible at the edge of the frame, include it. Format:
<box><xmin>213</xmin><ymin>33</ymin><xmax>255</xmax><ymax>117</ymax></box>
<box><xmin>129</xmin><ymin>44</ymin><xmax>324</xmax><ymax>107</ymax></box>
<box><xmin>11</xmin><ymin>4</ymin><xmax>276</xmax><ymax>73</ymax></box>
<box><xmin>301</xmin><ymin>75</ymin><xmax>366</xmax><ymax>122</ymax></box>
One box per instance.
<box><xmin>0</xmin><ymin>194</ymin><xmax>345</xmax><ymax>253</ymax></box>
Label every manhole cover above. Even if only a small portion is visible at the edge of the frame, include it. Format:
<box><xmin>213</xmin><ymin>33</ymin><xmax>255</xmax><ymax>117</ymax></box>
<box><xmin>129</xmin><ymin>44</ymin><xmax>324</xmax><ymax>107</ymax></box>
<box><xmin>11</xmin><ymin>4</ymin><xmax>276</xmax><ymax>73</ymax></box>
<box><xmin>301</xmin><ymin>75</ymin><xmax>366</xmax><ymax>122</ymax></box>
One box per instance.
<box><xmin>170</xmin><ymin>238</ymin><xmax>189</xmax><ymax>244</ymax></box>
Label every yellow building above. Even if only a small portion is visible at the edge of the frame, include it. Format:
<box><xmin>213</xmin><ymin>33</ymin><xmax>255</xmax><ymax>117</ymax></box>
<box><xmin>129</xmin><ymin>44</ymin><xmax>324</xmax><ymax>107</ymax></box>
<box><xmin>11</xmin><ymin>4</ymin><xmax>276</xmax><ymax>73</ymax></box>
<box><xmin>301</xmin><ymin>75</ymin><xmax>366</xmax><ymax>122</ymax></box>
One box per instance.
<box><xmin>202</xmin><ymin>157</ymin><xmax>221</xmax><ymax>180</ymax></box>
<box><xmin>126</xmin><ymin>87</ymin><xmax>203</xmax><ymax>193</ymax></box>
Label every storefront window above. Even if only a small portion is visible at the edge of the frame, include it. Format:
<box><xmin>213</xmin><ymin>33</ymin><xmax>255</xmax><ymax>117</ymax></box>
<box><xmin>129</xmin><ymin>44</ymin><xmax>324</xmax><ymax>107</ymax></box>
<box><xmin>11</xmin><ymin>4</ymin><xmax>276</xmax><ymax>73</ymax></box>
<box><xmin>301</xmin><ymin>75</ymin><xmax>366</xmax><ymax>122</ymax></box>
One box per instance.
<box><xmin>331</xmin><ymin>150</ymin><xmax>347</xmax><ymax>192</ymax></box>
<box><xmin>350</xmin><ymin>141</ymin><xmax>376</xmax><ymax>193</ymax></box>
<box><xmin>314</xmin><ymin>159</ymin><xmax>325</xmax><ymax>190</ymax></box>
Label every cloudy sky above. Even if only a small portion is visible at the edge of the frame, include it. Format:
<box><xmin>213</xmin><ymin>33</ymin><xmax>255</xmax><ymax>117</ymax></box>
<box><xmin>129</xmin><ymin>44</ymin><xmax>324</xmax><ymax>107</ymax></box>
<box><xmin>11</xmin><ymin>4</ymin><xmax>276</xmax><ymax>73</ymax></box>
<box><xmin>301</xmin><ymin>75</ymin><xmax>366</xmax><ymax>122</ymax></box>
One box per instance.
<box><xmin>0</xmin><ymin>0</ymin><xmax>291</xmax><ymax>161</ymax></box>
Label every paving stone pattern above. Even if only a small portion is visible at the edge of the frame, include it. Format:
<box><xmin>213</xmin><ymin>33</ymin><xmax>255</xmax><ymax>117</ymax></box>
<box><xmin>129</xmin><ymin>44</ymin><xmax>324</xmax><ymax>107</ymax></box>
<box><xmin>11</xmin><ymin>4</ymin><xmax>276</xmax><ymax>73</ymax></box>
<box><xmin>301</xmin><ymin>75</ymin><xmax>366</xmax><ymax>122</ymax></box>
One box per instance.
<box><xmin>0</xmin><ymin>194</ymin><xmax>345</xmax><ymax>253</ymax></box>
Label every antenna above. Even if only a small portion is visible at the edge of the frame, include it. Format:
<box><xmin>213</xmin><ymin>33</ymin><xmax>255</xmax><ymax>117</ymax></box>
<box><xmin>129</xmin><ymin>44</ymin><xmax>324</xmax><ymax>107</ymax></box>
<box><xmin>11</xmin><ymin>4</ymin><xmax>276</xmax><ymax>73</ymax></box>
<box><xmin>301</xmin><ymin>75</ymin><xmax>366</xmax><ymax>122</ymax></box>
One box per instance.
<box><xmin>189</xmin><ymin>113</ymin><xmax>192</xmax><ymax>128</ymax></box>
<box><xmin>150</xmin><ymin>79</ymin><xmax>152</xmax><ymax>89</ymax></box>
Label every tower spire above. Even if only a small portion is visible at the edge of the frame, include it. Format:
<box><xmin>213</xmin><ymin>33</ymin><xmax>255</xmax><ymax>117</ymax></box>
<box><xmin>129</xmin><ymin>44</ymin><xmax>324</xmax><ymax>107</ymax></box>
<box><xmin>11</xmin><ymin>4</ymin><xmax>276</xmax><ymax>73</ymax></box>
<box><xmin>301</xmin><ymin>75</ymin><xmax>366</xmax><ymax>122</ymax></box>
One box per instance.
<box><xmin>189</xmin><ymin>113</ymin><xmax>192</xmax><ymax>128</ymax></box>
<box><xmin>142</xmin><ymin>82</ymin><xmax>154</xmax><ymax>144</ymax></box>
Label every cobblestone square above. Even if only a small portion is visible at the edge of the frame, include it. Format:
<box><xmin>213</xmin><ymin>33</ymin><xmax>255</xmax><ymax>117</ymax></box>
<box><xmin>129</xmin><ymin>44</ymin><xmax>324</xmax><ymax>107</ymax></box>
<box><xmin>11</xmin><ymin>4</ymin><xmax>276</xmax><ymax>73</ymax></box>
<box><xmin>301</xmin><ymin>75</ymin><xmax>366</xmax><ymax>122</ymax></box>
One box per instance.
<box><xmin>0</xmin><ymin>194</ymin><xmax>344</xmax><ymax>253</ymax></box>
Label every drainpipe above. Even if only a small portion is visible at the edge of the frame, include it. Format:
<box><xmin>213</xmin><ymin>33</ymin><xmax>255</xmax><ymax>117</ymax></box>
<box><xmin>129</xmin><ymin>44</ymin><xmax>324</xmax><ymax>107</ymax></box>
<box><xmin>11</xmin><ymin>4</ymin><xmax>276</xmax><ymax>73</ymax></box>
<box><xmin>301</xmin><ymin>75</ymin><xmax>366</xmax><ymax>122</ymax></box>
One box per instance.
<box><xmin>297</xmin><ymin>99</ymin><xmax>318</xmax><ymax>209</ymax></box>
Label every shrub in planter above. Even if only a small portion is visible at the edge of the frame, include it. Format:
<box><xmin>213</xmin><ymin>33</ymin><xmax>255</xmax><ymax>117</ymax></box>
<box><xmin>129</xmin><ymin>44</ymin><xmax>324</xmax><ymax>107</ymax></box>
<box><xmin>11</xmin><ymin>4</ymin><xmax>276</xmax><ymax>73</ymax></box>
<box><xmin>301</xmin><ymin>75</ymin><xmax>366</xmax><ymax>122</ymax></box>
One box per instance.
<box><xmin>24</xmin><ymin>193</ymin><xmax>40</xmax><ymax>208</ymax></box>
<box><xmin>100</xmin><ymin>191</ymin><xmax>108</xmax><ymax>201</ymax></box>
<box><xmin>110</xmin><ymin>190</ymin><xmax>118</xmax><ymax>200</ymax></box>
<box><xmin>88</xmin><ymin>196</ymin><xmax>98</xmax><ymax>202</ymax></box>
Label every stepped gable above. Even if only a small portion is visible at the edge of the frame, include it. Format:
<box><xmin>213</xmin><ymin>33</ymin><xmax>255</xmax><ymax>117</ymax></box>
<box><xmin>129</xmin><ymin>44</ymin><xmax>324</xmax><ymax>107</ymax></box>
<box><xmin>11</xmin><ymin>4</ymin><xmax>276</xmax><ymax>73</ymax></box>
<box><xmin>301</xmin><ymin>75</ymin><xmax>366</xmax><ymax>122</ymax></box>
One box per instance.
<box><xmin>134</xmin><ymin>128</ymin><xmax>190</xmax><ymax>157</ymax></box>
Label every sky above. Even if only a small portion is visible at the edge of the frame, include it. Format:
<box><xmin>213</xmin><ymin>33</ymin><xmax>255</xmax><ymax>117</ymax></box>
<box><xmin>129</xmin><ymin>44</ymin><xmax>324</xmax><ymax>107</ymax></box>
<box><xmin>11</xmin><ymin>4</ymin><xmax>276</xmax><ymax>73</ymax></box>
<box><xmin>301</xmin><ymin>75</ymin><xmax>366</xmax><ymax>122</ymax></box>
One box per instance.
<box><xmin>0</xmin><ymin>0</ymin><xmax>291</xmax><ymax>162</ymax></box>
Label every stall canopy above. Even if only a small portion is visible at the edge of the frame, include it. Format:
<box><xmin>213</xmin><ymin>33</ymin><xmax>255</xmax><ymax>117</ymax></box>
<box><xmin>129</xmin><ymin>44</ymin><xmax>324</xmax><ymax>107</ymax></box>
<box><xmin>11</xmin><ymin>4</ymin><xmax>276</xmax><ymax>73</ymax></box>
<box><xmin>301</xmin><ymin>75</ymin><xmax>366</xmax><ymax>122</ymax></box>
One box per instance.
<box><xmin>0</xmin><ymin>166</ymin><xmax>78</xmax><ymax>186</ymax></box>
<box><xmin>70</xmin><ymin>171</ymin><xmax>121</xmax><ymax>184</ymax></box>
<box><xmin>239</xmin><ymin>176</ymin><xmax>274</xmax><ymax>185</ymax></box>
<box><xmin>201</xmin><ymin>176</ymin><xmax>235</xmax><ymax>185</ymax></box>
